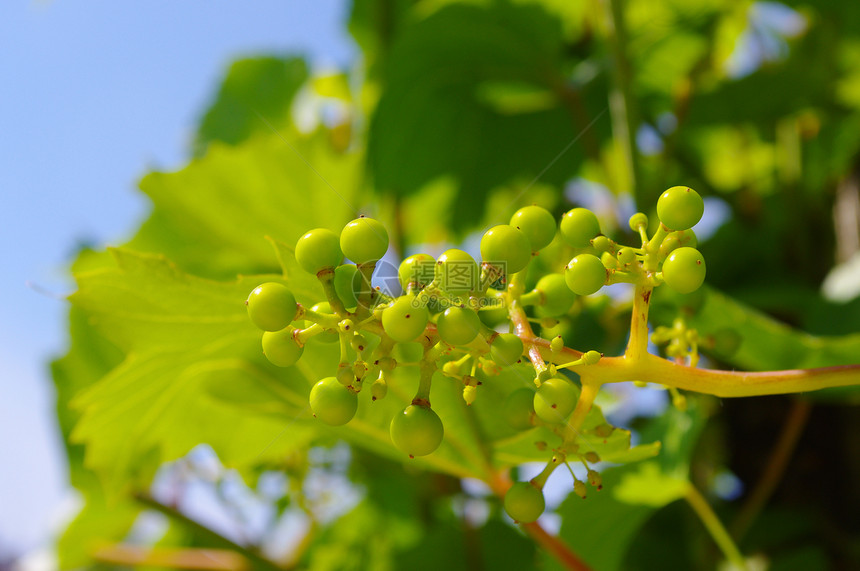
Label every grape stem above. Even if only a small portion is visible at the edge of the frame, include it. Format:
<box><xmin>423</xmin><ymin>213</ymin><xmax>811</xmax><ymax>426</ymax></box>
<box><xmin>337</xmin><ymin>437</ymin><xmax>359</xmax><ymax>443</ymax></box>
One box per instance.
<box><xmin>317</xmin><ymin>269</ymin><xmax>348</xmax><ymax>317</ymax></box>
<box><xmin>625</xmin><ymin>284</ymin><xmax>652</xmax><ymax>361</ymax></box>
<box><xmin>509</xmin><ymin>295</ymin><xmax>860</xmax><ymax>397</ymax></box>
<box><xmin>684</xmin><ymin>484</ymin><xmax>749</xmax><ymax>571</ymax></box>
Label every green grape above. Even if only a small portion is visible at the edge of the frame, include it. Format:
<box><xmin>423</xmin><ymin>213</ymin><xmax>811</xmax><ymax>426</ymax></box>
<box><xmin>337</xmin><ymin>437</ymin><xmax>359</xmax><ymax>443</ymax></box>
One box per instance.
<box><xmin>564</xmin><ymin>254</ymin><xmax>607</xmax><ymax>296</ymax></box>
<box><xmin>306</xmin><ymin>301</ymin><xmax>338</xmax><ymax>343</ymax></box>
<box><xmin>601</xmin><ymin>252</ymin><xmax>618</xmax><ymax>269</ymax></box>
<box><xmin>295</xmin><ymin>228</ymin><xmax>343</xmax><ymax>275</ymax></box>
<box><xmin>658</xmin><ymin>229</ymin><xmax>697</xmax><ymax>258</ymax></box>
<box><xmin>478</xmin><ymin>304</ymin><xmax>508</xmax><ymax>328</ymax></box>
<box><xmin>591</xmin><ymin>235</ymin><xmax>614</xmax><ymax>254</ymax></box>
<box><xmin>629</xmin><ymin>212</ymin><xmax>648</xmax><ymax>232</ymax></box>
<box><xmin>340</xmin><ymin>217</ymin><xmax>389</xmax><ymax>264</ymax></box>
<box><xmin>435</xmin><ymin>249</ymin><xmax>479</xmax><ymax>294</ymax></box>
<box><xmin>490</xmin><ymin>333</ymin><xmax>524</xmax><ymax>366</ymax></box>
<box><xmin>616</xmin><ymin>247</ymin><xmax>636</xmax><ymax>265</ymax></box>
<box><xmin>534</xmin><ymin>377</ymin><xmax>579</xmax><ymax>423</ymax></box>
<box><xmin>382</xmin><ymin>296</ymin><xmax>430</xmax><ymax>343</ymax></box>
<box><xmin>334</xmin><ymin>264</ymin><xmax>360</xmax><ymax>309</ymax></box>
<box><xmin>390</xmin><ymin>404</ymin><xmax>444</xmax><ymax>457</ymax></box>
<box><xmin>436</xmin><ymin>305</ymin><xmax>481</xmax><ymax>346</ymax></box>
<box><xmin>661</xmin><ymin>247</ymin><xmax>706</xmax><ymax>294</ymax></box>
<box><xmin>503</xmin><ymin>388</ymin><xmax>536</xmax><ymax>430</ymax></box>
<box><xmin>560</xmin><ymin>207</ymin><xmax>600</xmax><ymax>247</ymax></box>
<box><xmin>656</xmin><ymin>186</ymin><xmax>704</xmax><ymax>231</ymax></box>
<box><xmin>398</xmin><ymin>253</ymin><xmax>436</xmax><ymax>292</ymax></box>
<box><xmin>510</xmin><ymin>205</ymin><xmax>556</xmax><ymax>251</ymax></box>
<box><xmin>504</xmin><ymin>482</ymin><xmax>545</xmax><ymax>523</ymax></box>
<box><xmin>480</xmin><ymin>225</ymin><xmax>531</xmax><ymax>274</ymax></box>
<box><xmin>309</xmin><ymin>377</ymin><xmax>358</xmax><ymax>426</ymax></box>
<box><xmin>534</xmin><ymin>274</ymin><xmax>575</xmax><ymax>317</ymax></box>
<box><xmin>246</xmin><ymin>282</ymin><xmax>297</xmax><ymax>332</ymax></box>
<box><xmin>261</xmin><ymin>327</ymin><xmax>304</xmax><ymax>367</ymax></box>
<box><xmin>582</xmin><ymin>350</ymin><xmax>602</xmax><ymax>365</ymax></box>
<box><xmin>678</xmin><ymin>228</ymin><xmax>697</xmax><ymax>248</ymax></box>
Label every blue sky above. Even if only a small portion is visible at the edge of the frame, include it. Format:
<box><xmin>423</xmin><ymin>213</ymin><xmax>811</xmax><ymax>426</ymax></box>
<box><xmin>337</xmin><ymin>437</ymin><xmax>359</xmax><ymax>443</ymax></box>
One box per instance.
<box><xmin>0</xmin><ymin>0</ymin><xmax>354</xmax><ymax>556</ymax></box>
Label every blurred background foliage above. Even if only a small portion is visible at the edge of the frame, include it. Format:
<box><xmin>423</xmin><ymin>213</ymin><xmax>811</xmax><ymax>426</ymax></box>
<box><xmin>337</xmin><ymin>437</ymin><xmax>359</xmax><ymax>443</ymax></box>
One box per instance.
<box><xmin>53</xmin><ymin>0</ymin><xmax>860</xmax><ymax>569</ymax></box>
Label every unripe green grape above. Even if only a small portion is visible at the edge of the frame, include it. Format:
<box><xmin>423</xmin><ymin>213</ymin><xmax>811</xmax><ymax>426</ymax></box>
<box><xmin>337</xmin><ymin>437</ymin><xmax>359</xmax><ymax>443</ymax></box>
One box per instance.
<box><xmin>463</xmin><ymin>385</ymin><xmax>477</xmax><ymax>405</ymax></box>
<box><xmin>390</xmin><ymin>404</ymin><xmax>444</xmax><ymax>457</ymax></box>
<box><xmin>338</xmin><ymin>319</ymin><xmax>355</xmax><ymax>333</ymax></box>
<box><xmin>334</xmin><ymin>264</ymin><xmax>360</xmax><ymax>309</ymax></box>
<box><xmin>295</xmin><ymin>228</ymin><xmax>343</xmax><ymax>275</ymax></box>
<box><xmin>490</xmin><ymin>333</ymin><xmax>524</xmax><ymax>366</ymax></box>
<box><xmin>661</xmin><ymin>247</ymin><xmax>706</xmax><ymax>294</ymax></box>
<box><xmin>382</xmin><ymin>296</ymin><xmax>429</xmax><ymax>343</ymax></box>
<box><xmin>478</xmin><ymin>304</ymin><xmax>508</xmax><ymax>328</ymax></box>
<box><xmin>309</xmin><ymin>377</ymin><xmax>358</xmax><ymax>426</ymax></box>
<box><xmin>510</xmin><ymin>205</ymin><xmax>556</xmax><ymax>251</ymax></box>
<box><xmin>336</xmin><ymin>366</ymin><xmax>354</xmax><ymax>387</ymax></box>
<box><xmin>656</xmin><ymin>186</ymin><xmax>704</xmax><ymax>231</ymax></box>
<box><xmin>261</xmin><ymin>327</ymin><xmax>304</xmax><ymax>367</ymax></box>
<box><xmin>371</xmin><ymin>375</ymin><xmax>388</xmax><ymax>401</ymax></box>
<box><xmin>351</xmin><ymin>333</ymin><xmax>368</xmax><ymax>353</ymax></box>
<box><xmin>591</xmin><ymin>235</ymin><xmax>614</xmax><ymax>254</ymax></box>
<box><xmin>480</xmin><ymin>225</ymin><xmax>531</xmax><ymax>274</ymax></box>
<box><xmin>503</xmin><ymin>388</ymin><xmax>536</xmax><ymax>430</ymax></box>
<box><xmin>504</xmin><ymin>482</ymin><xmax>545</xmax><ymax>523</ymax></box>
<box><xmin>678</xmin><ymin>229</ymin><xmax>697</xmax><ymax>248</ymax></box>
<box><xmin>435</xmin><ymin>249</ymin><xmax>479</xmax><ymax>294</ymax></box>
<box><xmin>340</xmin><ymin>217</ymin><xmax>389</xmax><ymax>264</ymax></box>
<box><xmin>616</xmin><ymin>247</ymin><xmax>636</xmax><ymax>265</ymax></box>
<box><xmin>398</xmin><ymin>253</ymin><xmax>436</xmax><ymax>292</ymax></box>
<box><xmin>376</xmin><ymin>356</ymin><xmax>396</xmax><ymax>372</ymax></box>
<box><xmin>534</xmin><ymin>274</ymin><xmax>575</xmax><ymax>317</ymax></box>
<box><xmin>437</xmin><ymin>306</ymin><xmax>481</xmax><ymax>346</ymax></box>
<box><xmin>600</xmin><ymin>252</ymin><xmax>619</xmax><ymax>269</ymax></box>
<box><xmin>560</xmin><ymin>207</ymin><xmax>600</xmax><ymax>247</ymax></box>
<box><xmin>659</xmin><ymin>229</ymin><xmax>697</xmax><ymax>258</ymax></box>
<box><xmin>629</xmin><ymin>212</ymin><xmax>648</xmax><ymax>232</ymax></box>
<box><xmin>246</xmin><ymin>282</ymin><xmax>298</xmax><ymax>332</ymax></box>
<box><xmin>534</xmin><ymin>377</ymin><xmax>579</xmax><ymax>424</ymax></box>
<box><xmin>564</xmin><ymin>254</ymin><xmax>607</xmax><ymax>296</ymax></box>
<box><xmin>582</xmin><ymin>350</ymin><xmax>602</xmax><ymax>365</ymax></box>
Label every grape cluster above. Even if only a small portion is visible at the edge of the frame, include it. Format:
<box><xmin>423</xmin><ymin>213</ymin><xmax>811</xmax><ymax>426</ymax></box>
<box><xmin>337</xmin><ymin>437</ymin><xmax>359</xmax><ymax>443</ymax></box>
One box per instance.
<box><xmin>245</xmin><ymin>187</ymin><xmax>708</xmax><ymax>523</ymax></box>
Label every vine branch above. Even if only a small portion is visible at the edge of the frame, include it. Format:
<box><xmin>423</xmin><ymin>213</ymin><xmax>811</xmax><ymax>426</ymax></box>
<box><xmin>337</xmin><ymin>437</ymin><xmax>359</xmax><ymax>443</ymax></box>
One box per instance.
<box><xmin>133</xmin><ymin>493</ymin><xmax>286</xmax><ymax>571</ymax></box>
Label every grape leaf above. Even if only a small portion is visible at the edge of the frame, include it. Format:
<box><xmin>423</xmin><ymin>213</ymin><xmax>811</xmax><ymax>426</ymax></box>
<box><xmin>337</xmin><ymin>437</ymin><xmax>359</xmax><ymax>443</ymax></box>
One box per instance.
<box><xmin>127</xmin><ymin>131</ymin><xmax>363</xmax><ymax>279</ymax></box>
<box><xmin>194</xmin><ymin>56</ymin><xmax>309</xmax><ymax>155</ymax></box>
<box><xmin>368</xmin><ymin>2</ymin><xmax>600</xmax><ymax>230</ymax></box>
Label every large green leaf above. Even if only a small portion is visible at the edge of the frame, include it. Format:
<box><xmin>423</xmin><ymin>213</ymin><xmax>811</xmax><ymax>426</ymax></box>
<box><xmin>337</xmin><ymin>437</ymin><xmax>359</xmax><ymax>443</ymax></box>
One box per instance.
<box><xmin>67</xmin><ymin>249</ymin><xmax>320</xmax><ymax>492</ymax></box>
<box><xmin>194</xmin><ymin>56</ymin><xmax>309</xmax><ymax>155</ymax></box>
<box><xmin>368</xmin><ymin>2</ymin><xmax>602</xmax><ymax>230</ymax></box>
<box><xmin>127</xmin><ymin>131</ymin><xmax>363</xmax><ymax>279</ymax></box>
<box><xmin>653</xmin><ymin>286</ymin><xmax>860</xmax><ymax>372</ymax></box>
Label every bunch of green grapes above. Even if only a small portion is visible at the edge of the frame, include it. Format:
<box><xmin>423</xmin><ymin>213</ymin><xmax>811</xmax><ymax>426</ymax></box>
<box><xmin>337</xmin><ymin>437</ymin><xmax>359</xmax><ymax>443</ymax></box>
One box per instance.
<box><xmin>245</xmin><ymin>187</ymin><xmax>709</xmax><ymax>524</ymax></box>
